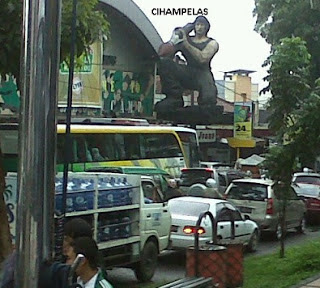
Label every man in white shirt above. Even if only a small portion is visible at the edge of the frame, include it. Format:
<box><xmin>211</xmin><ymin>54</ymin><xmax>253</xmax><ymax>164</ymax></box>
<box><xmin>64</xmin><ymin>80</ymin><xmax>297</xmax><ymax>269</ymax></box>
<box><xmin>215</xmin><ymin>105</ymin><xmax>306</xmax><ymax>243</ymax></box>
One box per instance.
<box><xmin>65</xmin><ymin>237</ymin><xmax>113</xmax><ymax>288</ymax></box>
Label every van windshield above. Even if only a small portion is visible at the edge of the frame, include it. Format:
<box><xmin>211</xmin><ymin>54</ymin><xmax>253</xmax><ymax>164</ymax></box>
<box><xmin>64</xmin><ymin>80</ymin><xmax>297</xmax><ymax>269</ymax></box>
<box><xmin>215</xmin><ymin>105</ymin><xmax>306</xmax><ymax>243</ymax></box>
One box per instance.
<box><xmin>180</xmin><ymin>170</ymin><xmax>213</xmax><ymax>186</ymax></box>
<box><xmin>228</xmin><ymin>183</ymin><xmax>268</xmax><ymax>201</ymax></box>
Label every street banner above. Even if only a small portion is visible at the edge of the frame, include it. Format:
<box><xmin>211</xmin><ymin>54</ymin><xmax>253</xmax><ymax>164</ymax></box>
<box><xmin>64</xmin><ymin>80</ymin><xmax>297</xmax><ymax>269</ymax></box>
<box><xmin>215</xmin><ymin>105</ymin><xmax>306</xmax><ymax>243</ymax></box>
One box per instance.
<box><xmin>102</xmin><ymin>70</ymin><xmax>155</xmax><ymax>117</ymax></box>
<box><xmin>4</xmin><ymin>174</ymin><xmax>17</xmax><ymax>243</ymax></box>
<box><xmin>234</xmin><ymin>102</ymin><xmax>252</xmax><ymax>139</ymax></box>
<box><xmin>58</xmin><ymin>42</ymin><xmax>102</xmax><ymax>108</ymax></box>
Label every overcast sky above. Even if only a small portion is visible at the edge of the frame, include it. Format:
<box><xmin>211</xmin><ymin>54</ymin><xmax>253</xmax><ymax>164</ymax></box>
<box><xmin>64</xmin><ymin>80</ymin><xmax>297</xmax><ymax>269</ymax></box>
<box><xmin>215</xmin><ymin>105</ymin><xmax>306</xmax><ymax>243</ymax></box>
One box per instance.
<box><xmin>132</xmin><ymin>0</ymin><xmax>271</xmax><ymax>103</ymax></box>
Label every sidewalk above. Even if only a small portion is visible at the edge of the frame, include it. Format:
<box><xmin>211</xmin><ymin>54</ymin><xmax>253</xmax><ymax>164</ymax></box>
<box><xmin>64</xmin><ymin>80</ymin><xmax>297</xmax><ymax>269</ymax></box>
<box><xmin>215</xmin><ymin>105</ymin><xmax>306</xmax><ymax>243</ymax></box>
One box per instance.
<box><xmin>291</xmin><ymin>274</ymin><xmax>320</xmax><ymax>288</ymax></box>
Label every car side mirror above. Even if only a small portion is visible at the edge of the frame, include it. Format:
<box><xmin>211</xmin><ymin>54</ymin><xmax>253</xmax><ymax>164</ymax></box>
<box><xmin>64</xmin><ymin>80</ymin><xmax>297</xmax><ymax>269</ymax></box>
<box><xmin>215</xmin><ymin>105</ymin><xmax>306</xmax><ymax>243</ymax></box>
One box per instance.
<box><xmin>244</xmin><ymin>214</ymin><xmax>251</xmax><ymax>221</ymax></box>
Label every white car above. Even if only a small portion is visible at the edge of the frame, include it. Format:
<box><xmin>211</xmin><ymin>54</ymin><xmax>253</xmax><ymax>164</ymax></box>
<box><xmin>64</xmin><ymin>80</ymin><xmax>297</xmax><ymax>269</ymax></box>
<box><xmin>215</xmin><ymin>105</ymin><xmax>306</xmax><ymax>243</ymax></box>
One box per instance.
<box><xmin>168</xmin><ymin>196</ymin><xmax>259</xmax><ymax>252</ymax></box>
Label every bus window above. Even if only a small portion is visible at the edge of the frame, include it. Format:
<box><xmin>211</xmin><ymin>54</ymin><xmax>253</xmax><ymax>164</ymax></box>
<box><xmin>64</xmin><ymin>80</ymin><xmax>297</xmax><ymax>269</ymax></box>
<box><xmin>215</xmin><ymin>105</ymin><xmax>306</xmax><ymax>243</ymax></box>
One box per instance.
<box><xmin>141</xmin><ymin>134</ymin><xmax>182</xmax><ymax>159</ymax></box>
<box><xmin>176</xmin><ymin>131</ymin><xmax>200</xmax><ymax>167</ymax></box>
<box><xmin>123</xmin><ymin>134</ymin><xmax>141</xmax><ymax>160</ymax></box>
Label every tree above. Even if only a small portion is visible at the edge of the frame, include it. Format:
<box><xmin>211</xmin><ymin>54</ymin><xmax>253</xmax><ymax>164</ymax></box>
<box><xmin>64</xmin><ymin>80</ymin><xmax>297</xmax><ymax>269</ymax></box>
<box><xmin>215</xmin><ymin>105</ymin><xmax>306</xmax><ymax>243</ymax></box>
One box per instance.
<box><xmin>0</xmin><ymin>0</ymin><xmax>110</xmax><ymax>82</ymax></box>
<box><xmin>0</xmin><ymin>0</ymin><xmax>110</xmax><ymax>263</ymax></box>
<box><xmin>262</xmin><ymin>144</ymin><xmax>297</xmax><ymax>258</ymax></box>
<box><xmin>254</xmin><ymin>0</ymin><xmax>320</xmax><ymax>84</ymax></box>
<box><xmin>262</xmin><ymin>37</ymin><xmax>311</xmax><ymax>139</ymax></box>
<box><xmin>261</xmin><ymin>37</ymin><xmax>311</xmax><ymax>257</ymax></box>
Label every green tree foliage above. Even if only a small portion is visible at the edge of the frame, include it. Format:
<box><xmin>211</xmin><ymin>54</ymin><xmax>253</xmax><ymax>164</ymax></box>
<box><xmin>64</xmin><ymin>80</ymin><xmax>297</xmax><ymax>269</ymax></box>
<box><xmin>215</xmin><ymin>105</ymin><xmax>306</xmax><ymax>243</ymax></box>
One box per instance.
<box><xmin>0</xmin><ymin>0</ymin><xmax>110</xmax><ymax>80</ymax></box>
<box><xmin>261</xmin><ymin>37</ymin><xmax>311</xmax><ymax>257</ymax></box>
<box><xmin>254</xmin><ymin>0</ymin><xmax>320</xmax><ymax>83</ymax></box>
<box><xmin>263</xmin><ymin>37</ymin><xmax>311</xmax><ymax>138</ymax></box>
<box><xmin>0</xmin><ymin>1</ymin><xmax>22</xmax><ymax>80</ymax></box>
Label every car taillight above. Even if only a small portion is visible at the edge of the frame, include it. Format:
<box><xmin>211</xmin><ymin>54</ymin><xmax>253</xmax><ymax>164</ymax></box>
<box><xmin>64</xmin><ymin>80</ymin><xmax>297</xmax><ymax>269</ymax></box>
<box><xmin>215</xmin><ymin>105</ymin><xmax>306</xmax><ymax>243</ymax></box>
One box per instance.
<box><xmin>266</xmin><ymin>198</ymin><xmax>273</xmax><ymax>215</ymax></box>
<box><xmin>183</xmin><ymin>226</ymin><xmax>206</xmax><ymax>235</ymax></box>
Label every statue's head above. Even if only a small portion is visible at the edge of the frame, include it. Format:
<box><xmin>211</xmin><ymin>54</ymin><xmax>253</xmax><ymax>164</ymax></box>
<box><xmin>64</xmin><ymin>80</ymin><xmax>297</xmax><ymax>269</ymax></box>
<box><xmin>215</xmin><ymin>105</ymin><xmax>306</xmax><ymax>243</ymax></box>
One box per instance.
<box><xmin>194</xmin><ymin>16</ymin><xmax>211</xmax><ymax>34</ymax></box>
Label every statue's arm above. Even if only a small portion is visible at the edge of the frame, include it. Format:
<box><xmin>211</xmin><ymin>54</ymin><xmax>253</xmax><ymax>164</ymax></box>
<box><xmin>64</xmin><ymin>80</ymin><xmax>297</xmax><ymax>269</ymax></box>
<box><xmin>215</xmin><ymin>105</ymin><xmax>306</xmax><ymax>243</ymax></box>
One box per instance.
<box><xmin>182</xmin><ymin>40</ymin><xmax>219</xmax><ymax>64</ymax></box>
<box><xmin>182</xmin><ymin>39</ymin><xmax>219</xmax><ymax>64</ymax></box>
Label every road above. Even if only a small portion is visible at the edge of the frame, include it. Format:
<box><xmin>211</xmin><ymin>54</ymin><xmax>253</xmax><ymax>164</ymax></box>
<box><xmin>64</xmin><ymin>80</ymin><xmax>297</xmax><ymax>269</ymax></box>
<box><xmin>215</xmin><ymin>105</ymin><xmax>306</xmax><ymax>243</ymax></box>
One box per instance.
<box><xmin>107</xmin><ymin>225</ymin><xmax>320</xmax><ymax>288</ymax></box>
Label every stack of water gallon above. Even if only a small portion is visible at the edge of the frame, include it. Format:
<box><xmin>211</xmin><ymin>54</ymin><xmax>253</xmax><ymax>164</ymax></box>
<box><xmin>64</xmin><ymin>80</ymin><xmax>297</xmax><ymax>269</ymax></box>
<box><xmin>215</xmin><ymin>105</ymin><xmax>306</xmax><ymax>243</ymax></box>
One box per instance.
<box><xmin>55</xmin><ymin>172</ymin><xmax>138</xmax><ymax>242</ymax></box>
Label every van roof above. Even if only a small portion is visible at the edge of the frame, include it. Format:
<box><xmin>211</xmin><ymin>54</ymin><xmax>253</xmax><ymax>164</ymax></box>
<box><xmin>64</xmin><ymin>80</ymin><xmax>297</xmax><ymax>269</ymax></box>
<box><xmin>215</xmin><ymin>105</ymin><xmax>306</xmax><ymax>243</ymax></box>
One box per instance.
<box><xmin>232</xmin><ymin>178</ymin><xmax>274</xmax><ymax>185</ymax></box>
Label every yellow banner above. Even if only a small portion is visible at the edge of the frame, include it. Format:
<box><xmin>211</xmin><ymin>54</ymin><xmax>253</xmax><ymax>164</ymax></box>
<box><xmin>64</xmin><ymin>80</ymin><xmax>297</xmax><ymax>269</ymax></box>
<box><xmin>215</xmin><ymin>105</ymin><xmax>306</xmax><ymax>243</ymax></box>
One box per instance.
<box><xmin>234</xmin><ymin>102</ymin><xmax>252</xmax><ymax>139</ymax></box>
<box><xmin>58</xmin><ymin>42</ymin><xmax>102</xmax><ymax>108</ymax></box>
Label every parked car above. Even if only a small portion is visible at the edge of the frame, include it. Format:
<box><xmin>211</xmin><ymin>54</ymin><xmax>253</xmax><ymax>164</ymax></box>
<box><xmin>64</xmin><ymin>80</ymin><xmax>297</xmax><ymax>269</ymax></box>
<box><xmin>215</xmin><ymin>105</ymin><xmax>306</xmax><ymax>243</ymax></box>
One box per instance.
<box><xmin>178</xmin><ymin>167</ymin><xmax>248</xmax><ymax>195</ymax></box>
<box><xmin>167</xmin><ymin>196</ymin><xmax>259</xmax><ymax>252</ymax></box>
<box><xmin>294</xmin><ymin>183</ymin><xmax>320</xmax><ymax>223</ymax></box>
<box><xmin>224</xmin><ymin>179</ymin><xmax>306</xmax><ymax>239</ymax></box>
<box><xmin>292</xmin><ymin>171</ymin><xmax>320</xmax><ymax>186</ymax></box>
<box><xmin>200</xmin><ymin>161</ymin><xmax>233</xmax><ymax>169</ymax></box>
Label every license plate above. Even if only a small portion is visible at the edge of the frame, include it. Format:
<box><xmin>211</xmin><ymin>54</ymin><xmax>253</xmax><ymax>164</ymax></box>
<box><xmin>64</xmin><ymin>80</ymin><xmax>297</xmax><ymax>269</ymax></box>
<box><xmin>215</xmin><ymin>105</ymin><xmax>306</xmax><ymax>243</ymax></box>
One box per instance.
<box><xmin>238</xmin><ymin>206</ymin><xmax>253</xmax><ymax>213</ymax></box>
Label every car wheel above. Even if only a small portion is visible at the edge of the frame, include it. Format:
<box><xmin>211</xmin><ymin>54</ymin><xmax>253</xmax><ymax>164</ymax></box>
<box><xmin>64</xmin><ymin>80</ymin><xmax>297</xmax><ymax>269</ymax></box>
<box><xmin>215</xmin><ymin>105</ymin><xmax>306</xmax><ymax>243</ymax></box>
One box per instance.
<box><xmin>296</xmin><ymin>215</ymin><xmax>306</xmax><ymax>234</ymax></box>
<box><xmin>134</xmin><ymin>240</ymin><xmax>158</xmax><ymax>282</ymax></box>
<box><xmin>247</xmin><ymin>230</ymin><xmax>259</xmax><ymax>252</ymax></box>
<box><xmin>274</xmin><ymin>223</ymin><xmax>285</xmax><ymax>240</ymax></box>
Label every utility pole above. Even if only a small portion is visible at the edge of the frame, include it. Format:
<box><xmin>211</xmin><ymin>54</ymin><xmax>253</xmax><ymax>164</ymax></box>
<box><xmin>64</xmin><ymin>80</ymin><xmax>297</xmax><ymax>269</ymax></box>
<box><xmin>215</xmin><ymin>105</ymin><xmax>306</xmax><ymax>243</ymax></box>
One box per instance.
<box><xmin>15</xmin><ymin>0</ymin><xmax>61</xmax><ymax>287</ymax></box>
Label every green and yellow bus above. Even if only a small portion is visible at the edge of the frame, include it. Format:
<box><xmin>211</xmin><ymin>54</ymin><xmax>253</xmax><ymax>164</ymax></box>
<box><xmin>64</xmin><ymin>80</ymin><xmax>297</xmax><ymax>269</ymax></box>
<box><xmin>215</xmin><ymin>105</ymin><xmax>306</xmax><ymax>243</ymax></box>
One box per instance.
<box><xmin>0</xmin><ymin>120</ymin><xmax>200</xmax><ymax>178</ymax></box>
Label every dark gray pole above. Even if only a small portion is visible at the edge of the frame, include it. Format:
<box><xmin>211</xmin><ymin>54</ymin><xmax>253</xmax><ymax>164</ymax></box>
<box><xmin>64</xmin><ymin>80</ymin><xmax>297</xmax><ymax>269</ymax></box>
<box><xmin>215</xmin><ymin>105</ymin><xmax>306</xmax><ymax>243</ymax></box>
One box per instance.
<box><xmin>16</xmin><ymin>0</ymin><xmax>61</xmax><ymax>287</ymax></box>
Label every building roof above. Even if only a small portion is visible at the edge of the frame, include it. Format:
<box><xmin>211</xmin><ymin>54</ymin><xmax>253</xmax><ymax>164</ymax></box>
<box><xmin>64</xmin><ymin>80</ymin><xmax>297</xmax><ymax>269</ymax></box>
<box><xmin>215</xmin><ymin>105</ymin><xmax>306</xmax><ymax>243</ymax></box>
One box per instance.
<box><xmin>224</xmin><ymin>69</ymin><xmax>256</xmax><ymax>76</ymax></box>
<box><xmin>99</xmin><ymin>0</ymin><xmax>163</xmax><ymax>55</ymax></box>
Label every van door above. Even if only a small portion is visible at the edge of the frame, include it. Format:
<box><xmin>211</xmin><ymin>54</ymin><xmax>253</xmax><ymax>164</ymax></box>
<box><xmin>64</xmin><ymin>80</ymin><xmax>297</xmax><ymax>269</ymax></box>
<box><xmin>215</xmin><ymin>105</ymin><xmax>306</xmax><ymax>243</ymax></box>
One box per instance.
<box><xmin>141</xmin><ymin>180</ymin><xmax>171</xmax><ymax>251</ymax></box>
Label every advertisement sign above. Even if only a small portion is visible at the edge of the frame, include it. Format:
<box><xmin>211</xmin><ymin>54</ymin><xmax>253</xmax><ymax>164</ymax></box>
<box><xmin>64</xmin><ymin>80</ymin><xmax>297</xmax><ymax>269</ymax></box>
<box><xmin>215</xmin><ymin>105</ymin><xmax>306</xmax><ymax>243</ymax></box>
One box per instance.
<box><xmin>234</xmin><ymin>102</ymin><xmax>252</xmax><ymax>139</ymax></box>
<box><xmin>102</xmin><ymin>70</ymin><xmax>155</xmax><ymax>117</ymax></box>
<box><xmin>58</xmin><ymin>42</ymin><xmax>102</xmax><ymax>108</ymax></box>
<box><xmin>4</xmin><ymin>175</ymin><xmax>17</xmax><ymax>242</ymax></box>
<box><xmin>196</xmin><ymin>129</ymin><xmax>216</xmax><ymax>143</ymax></box>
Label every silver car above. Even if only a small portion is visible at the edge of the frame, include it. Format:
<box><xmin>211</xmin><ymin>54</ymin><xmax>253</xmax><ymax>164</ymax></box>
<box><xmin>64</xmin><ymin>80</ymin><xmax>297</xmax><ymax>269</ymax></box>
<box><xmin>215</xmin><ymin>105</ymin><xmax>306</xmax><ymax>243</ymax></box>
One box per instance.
<box><xmin>224</xmin><ymin>179</ymin><xmax>306</xmax><ymax>239</ymax></box>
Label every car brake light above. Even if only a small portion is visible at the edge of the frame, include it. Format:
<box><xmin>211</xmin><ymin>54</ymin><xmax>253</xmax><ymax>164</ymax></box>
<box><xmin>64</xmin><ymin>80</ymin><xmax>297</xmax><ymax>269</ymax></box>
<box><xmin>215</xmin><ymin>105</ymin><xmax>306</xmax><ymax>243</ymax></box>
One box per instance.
<box><xmin>183</xmin><ymin>226</ymin><xmax>206</xmax><ymax>235</ymax></box>
<box><xmin>266</xmin><ymin>198</ymin><xmax>273</xmax><ymax>215</ymax></box>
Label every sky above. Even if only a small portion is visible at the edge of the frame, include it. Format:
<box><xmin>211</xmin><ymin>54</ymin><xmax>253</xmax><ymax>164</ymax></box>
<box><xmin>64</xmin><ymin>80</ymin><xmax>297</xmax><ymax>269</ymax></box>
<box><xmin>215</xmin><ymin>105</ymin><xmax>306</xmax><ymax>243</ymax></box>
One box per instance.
<box><xmin>132</xmin><ymin>0</ymin><xmax>272</xmax><ymax>103</ymax></box>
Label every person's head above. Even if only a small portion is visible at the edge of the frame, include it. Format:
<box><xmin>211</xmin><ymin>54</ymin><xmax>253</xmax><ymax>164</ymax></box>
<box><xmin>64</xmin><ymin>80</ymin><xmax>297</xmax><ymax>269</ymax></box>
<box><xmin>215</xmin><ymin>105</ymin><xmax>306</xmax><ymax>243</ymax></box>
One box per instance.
<box><xmin>168</xmin><ymin>178</ymin><xmax>177</xmax><ymax>189</ymax></box>
<box><xmin>64</xmin><ymin>237</ymin><xmax>100</xmax><ymax>275</ymax></box>
<box><xmin>206</xmin><ymin>178</ymin><xmax>217</xmax><ymax>188</ymax></box>
<box><xmin>63</xmin><ymin>218</ymin><xmax>93</xmax><ymax>263</ymax></box>
<box><xmin>115</xmin><ymin>88</ymin><xmax>122</xmax><ymax>101</ymax></box>
<box><xmin>75</xmin><ymin>237</ymin><xmax>99</xmax><ymax>272</ymax></box>
<box><xmin>194</xmin><ymin>16</ymin><xmax>210</xmax><ymax>35</ymax></box>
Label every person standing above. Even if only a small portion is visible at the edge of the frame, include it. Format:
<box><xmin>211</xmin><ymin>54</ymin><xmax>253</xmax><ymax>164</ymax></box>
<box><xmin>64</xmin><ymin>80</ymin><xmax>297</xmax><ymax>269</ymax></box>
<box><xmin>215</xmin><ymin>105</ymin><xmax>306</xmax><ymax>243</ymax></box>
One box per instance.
<box><xmin>156</xmin><ymin>15</ymin><xmax>219</xmax><ymax>114</ymax></box>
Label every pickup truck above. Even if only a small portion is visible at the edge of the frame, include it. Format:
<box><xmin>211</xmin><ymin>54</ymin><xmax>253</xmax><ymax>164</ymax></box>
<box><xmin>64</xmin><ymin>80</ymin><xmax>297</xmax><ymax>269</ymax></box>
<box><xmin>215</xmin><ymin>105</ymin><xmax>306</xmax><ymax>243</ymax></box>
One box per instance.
<box><xmin>5</xmin><ymin>171</ymin><xmax>171</xmax><ymax>282</ymax></box>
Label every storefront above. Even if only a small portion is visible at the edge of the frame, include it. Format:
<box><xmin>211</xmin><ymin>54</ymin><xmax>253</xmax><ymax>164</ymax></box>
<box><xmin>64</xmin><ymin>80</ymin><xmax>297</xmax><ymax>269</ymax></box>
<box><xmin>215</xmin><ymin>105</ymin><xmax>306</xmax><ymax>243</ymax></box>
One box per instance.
<box><xmin>57</xmin><ymin>0</ymin><xmax>163</xmax><ymax>118</ymax></box>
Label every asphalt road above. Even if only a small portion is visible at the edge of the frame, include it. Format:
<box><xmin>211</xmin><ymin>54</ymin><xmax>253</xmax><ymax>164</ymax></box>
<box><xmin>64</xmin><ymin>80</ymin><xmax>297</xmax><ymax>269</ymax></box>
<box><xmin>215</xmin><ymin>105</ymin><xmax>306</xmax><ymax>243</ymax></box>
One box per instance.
<box><xmin>107</xmin><ymin>224</ymin><xmax>320</xmax><ymax>288</ymax></box>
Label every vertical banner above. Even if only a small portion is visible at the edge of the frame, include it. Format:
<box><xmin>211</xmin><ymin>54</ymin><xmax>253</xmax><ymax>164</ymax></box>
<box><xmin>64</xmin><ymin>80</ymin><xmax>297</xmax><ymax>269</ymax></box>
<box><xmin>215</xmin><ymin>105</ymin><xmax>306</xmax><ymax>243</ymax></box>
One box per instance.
<box><xmin>58</xmin><ymin>42</ymin><xmax>102</xmax><ymax>108</ymax></box>
<box><xmin>102</xmin><ymin>70</ymin><xmax>155</xmax><ymax>117</ymax></box>
<box><xmin>4</xmin><ymin>175</ymin><xmax>17</xmax><ymax>242</ymax></box>
<box><xmin>234</xmin><ymin>102</ymin><xmax>253</xmax><ymax>139</ymax></box>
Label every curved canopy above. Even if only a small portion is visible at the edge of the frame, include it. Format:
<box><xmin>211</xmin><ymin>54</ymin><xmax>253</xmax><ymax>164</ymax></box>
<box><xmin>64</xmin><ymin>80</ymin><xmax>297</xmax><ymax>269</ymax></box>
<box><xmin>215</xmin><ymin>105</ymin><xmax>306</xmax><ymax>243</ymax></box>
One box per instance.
<box><xmin>99</xmin><ymin>0</ymin><xmax>163</xmax><ymax>55</ymax></box>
